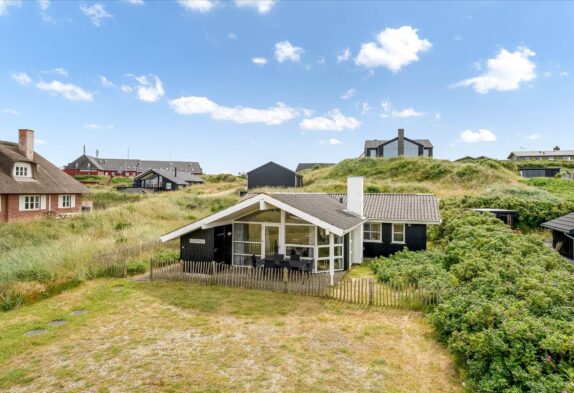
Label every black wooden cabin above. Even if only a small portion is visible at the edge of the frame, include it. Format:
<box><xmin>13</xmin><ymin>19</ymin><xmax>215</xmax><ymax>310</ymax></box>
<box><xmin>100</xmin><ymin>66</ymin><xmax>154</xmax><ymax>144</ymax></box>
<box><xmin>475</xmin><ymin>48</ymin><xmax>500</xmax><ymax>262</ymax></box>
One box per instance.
<box><xmin>541</xmin><ymin>213</ymin><xmax>574</xmax><ymax>261</ymax></box>
<box><xmin>247</xmin><ymin>161</ymin><xmax>303</xmax><ymax>189</ymax></box>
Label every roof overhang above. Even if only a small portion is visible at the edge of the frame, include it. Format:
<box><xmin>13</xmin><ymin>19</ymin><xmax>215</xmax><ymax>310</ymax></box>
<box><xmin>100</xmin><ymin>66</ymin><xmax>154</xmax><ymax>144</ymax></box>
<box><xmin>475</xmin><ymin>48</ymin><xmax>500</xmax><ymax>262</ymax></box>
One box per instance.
<box><xmin>160</xmin><ymin>194</ymin><xmax>361</xmax><ymax>242</ymax></box>
<box><xmin>365</xmin><ymin>218</ymin><xmax>442</xmax><ymax>225</ymax></box>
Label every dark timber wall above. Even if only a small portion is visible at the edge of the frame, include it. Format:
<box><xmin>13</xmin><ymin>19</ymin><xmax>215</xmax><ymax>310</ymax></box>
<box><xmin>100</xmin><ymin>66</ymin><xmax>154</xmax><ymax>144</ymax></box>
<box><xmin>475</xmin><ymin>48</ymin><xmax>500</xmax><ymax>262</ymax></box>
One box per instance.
<box><xmin>519</xmin><ymin>168</ymin><xmax>561</xmax><ymax>178</ymax></box>
<box><xmin>552</xmin><ymin>231</ymin><xmax>574</xmax><ymax>260</ymax></box>
<box><xmin>247</xmin><ymin>162</ymin><xmax>302</xmax><ymax>189</ymax></box>
<box><xmin>181</xmin><ymin>228</ymin><xmax>215</xmax><ymax>261</ymax></box>
<box><xmin>363</xmin><ymin>223</ymin><xmax>427</xmax><ymax>258</ymax></box>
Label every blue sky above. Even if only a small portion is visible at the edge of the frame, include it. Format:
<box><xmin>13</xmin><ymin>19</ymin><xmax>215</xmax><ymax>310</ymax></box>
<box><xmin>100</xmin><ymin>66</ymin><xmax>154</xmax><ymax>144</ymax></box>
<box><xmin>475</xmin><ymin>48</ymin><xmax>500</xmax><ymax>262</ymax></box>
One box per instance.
<box><xmin>1</xmin><ymin>0</ymin><xmax>573</xmax><ymax>173</ymax></box>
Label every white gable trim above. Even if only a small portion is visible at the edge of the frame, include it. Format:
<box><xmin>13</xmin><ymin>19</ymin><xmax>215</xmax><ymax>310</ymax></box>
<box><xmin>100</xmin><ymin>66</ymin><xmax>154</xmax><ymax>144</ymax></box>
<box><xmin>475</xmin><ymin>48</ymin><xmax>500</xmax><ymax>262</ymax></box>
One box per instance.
<box><xmin>160</xmin><ymin>194</ymin><xmax>355</xmax><ymax>242</ymax></box>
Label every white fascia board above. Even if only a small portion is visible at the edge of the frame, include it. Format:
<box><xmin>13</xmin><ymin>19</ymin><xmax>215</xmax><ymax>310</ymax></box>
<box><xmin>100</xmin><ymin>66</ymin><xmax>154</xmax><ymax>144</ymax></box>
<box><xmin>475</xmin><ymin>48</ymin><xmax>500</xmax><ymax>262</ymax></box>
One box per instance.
<box><xmin>365</xmin><ymin>218</ymin><xmax>442</xmax><ymax>225</ymax></box>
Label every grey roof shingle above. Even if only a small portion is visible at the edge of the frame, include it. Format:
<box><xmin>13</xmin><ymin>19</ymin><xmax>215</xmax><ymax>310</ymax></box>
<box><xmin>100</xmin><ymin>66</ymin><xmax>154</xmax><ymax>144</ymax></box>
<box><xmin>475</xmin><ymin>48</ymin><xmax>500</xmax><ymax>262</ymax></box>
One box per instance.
<box><xmin>65</xmin><ymin>155</ymin><xmax>203</xmax><ymax>174</ymax></box>
<box><xmin>541</xmin><ymin>213</ymin><xmax>574</xmax><ymax>235</ymax></box>
<box><xmin>295</xmin><ymin>163</ymin><xmax>335</xmax><ymax>172</ymax></box>
<box><xmin>0</xmin><ymin>141</ymin><xmax>89</xmax><ymax>194</ymax></box>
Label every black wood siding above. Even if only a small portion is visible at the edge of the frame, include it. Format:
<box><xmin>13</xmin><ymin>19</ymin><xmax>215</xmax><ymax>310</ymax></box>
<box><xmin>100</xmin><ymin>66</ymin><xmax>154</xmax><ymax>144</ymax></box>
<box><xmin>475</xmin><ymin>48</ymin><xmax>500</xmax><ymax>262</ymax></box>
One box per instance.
<box><xmin>519</xmin><ymin>168</ymin><xmax>560</xmax><ymax>178</ymax></box>
<box><xmin>552</xmin><ymin>231</ymin><xmax>574</xmax><ymax>260</ymax></box>
<box><xmin>247</xmin><ymin>162</ymin><xmax>302</xmax><ymax>189</ymax></box>
<box><xmin>181</xmin><ymin>228</ymin><xmax>215</xmax><ymax>261</ymax></box>
<box><xmin>363</xmin><ymin>223</ymin><xmax>427</xmax><ymax>258</ymax></box>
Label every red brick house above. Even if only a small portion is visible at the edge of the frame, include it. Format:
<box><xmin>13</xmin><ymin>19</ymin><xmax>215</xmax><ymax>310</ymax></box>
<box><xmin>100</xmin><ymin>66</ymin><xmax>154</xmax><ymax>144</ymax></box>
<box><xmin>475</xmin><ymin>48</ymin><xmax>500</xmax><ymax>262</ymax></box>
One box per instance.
<box><xmin>0</xmin><ymin>129</ymin><xmax>89</xmax><ymax>222</ymax></box>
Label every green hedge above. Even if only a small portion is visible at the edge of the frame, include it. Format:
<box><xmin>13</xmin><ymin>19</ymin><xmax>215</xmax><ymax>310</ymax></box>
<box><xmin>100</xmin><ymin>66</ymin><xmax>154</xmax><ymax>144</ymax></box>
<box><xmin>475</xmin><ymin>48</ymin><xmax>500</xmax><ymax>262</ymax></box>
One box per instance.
<box><xmin>371</xmin><ymin>211</ymin><xmax>574</xmax><ymax>392</ymax></box>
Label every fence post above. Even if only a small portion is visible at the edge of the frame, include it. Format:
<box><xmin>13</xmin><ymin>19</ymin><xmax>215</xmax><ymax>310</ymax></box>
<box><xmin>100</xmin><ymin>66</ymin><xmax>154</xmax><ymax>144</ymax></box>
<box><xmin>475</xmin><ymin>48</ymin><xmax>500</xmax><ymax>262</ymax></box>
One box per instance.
<box><xmin>368</xmin><ymin>279</ymin><xmax>374</xmax><ymax>306</ymax></box>
<box><xmin>283</xmin><ymin>268</ymin><xmax>288</xmax><ymax>293</ymax></box>
<box><xmin>149</xmin><ymin>258</ymin><xmax>154</xmax><ymax>281</ymax></box>
<box><xmin>211</xmin><ymin>261</ymin><xmax>217</xmax><ymax>285</ymax></box>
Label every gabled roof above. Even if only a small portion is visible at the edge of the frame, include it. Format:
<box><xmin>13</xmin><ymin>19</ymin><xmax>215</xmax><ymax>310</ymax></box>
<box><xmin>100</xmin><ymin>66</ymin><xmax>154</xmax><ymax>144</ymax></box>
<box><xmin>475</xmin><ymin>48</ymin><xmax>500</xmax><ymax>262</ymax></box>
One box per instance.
<box><xmin>247</xmin><ymin>161</ymin><xmax>300</xmax><ymax>177</ymax></box>
<box><xmin>541</xmin><ymin>213</ymin><xmax>574</xmax><ymax>235</ymax></box>
<box><xmin>330</xmin><ymin>193</ymin><xmax>441</xmax><ymax>223</ymax></box>
<box><xmin>365</xmin><ymin>138</ymin><xmax>433</xmax><ymax>150</ymax></box>
<box><xmin>65</xmin><ymin>155</ymin><xmax>203</xmax><ymax>174</ymax></box>
<box><xmin>134</xmin><ymin>169</ymin><xmax>204</xmax><ymax>185</ymax></box>
<box><xmin>508</xmin><ymin>150</ymin><xmax>574</xmax><ymax>158</ymax></box>
<box><xmin>295</xmin><ymin>163</ymin><xmax>335</xmax><ymax>172</ymax></box>
<box><xmin>0</xmin><ymin>141</ymin><xmax>89</xmax><ymax>194</ymax></box>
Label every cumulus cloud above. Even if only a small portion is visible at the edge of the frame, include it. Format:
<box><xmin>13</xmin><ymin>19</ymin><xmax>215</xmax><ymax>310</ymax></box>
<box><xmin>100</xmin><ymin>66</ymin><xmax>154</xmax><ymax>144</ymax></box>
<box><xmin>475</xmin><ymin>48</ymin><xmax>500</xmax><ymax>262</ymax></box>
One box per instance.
<box><xmin>300</xmin><ymin>109</ymin><xmax>361</xmax><ymax>131</ymax></box>
<box><xmin>99</xmin><ymin>75</ymin><xmax>116</xmax><ymax>88</ymax></box>
<box><xmin>0</xmin><ymin>0</ymin><xmax>21</xmax><ymax>16</ymax></box>
<box><xmin>35</xmin><ymin>80</ymin><xmax>93</xmax><ymax>102</ymax></box>
<box><xmin>252</xmin><ymin>57</ymin><xmax>268</xmax><ymax>65</ymax></box>
<box><xmin>275</xmin><ymin>41</ymin><xmax>304</xmax><ymax>63</ymax></box>
<box><xmin>170</xmin><ymin>96</ymin><xmax>299</xmax><ymax>126</ymax></box>
<box><xmin>453</xmin><ymin>47</ymin><xmax>536</xmax><ymax>93</ymax></box>
<box><xmin>85</xmin><ymin>123</ymin><xmax>114</xmax><ymax>129</ymax></box>
<box><xmin>235</xmin><ymin>0</ymin><xmax>275</xmax><ymax>14</ymax></box>
<box><xmin>355</xmin><ymin>26</ymin><xmax>432</xmax><ymax>72</ymax></box>
<box><xmin>80</xmin><ymin>3</ymin><xmax>112</xmax><ymax>27</ymax></box>
<box><xmin>359</xmin><ymin>102</ymin><xmax>371</xmax><ymax>115</ymax></box>
<box><xmin>35</xmin><ymin>138</ymin><xmax>46</xmax><ymax>145</ymax></box>
<box><xmin>526</xmin><ymin>133</ymin><xmax>539</xmax><ymax>140</ymax></box>
<box><xmin>340</xmin><ymin>88</ymin><xmax>356</xmax><ymax>100</ymax></box>
<box><xmin>337</xmin><ymin>48</ymin><xmax>351</xmax><ymax>63</ymax></box>
<box><xmin>42</xmin><ymin>67</ymin><xmax>68</xmax><ymax>77</ymax></box>
<box><xmin>126</xmin><ymin>0</ymin><xmax>144</xmax><ymax>4</ymax></box>
<box><xmin>120</xmin><ymin>84</ymin><xmax>133</xmax><ymax>93</ymax></box>
<box><xmin>11</xmin><ymin>72</ymin><xmax>32</xmax><ymax>86</ymax></box>
<box><xmin>38</xmin><ymin>0</ymin><xmax>49</xmax><ymax>11</ymax></box>
<box><xmin>177</xmin><ymin>0</ymin><xmax>215</xmax><ymax>13</ymax></box>
<box><xmin>380</xmin><ymin>100</ymin><xmax>423</xmax><ymax>118</ymax></box>
<box><xmin>128</xmin><ymin>74</ymin><xmax>165</xmax><ymax>102</ymax></box>
<box><xmin>460</xmin><ymin>129</ymin><xmax>497</xmax><ymax>143</ymax></box>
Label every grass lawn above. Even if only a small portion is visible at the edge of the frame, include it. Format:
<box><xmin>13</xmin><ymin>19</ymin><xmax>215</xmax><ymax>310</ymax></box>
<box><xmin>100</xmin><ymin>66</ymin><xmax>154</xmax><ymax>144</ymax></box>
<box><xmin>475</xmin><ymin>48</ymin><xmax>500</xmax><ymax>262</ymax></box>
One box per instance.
<box><xmin>0</xmin><ymin>279</ymin><xmax>461</xmax><ymax>393</ymax></box>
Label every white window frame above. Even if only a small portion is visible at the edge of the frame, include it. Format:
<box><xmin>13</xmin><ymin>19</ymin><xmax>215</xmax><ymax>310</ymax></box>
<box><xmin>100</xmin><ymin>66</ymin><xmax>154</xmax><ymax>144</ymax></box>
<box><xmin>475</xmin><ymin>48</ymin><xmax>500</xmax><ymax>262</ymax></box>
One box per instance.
<box><xmin>13</xmin><ymin>162</ymin><xmax>32</xmax><ymax>178</ymax></box>
<box><xmin>363</xmin><ymin>222</ymin><xmax>381</xmax><ymax>242</ymax></box>
<box><xmin>21</xmin><ymin>195</ymin><xmax>40</xmax><ymax>211</ymax></box>
<box><xmin>59</xmin><ymin>195</ymin><xmax>72</xmax><ymax>209</ymax></box>
<box><xmin>392</xmin><ymin>223</ymin><xmax>406</xmax><ymax>244</ymax></box>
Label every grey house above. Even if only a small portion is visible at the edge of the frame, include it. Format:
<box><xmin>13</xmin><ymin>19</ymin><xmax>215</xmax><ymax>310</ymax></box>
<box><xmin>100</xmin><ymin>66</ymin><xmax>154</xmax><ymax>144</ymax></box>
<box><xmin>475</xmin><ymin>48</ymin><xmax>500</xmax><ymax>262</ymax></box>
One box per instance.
<box><xmin>542</xmin><ymin>213</ymin><xmax>574</xmax><ymax>261</ymax></box>
<box><xmin>247</xmin><ymin>161</ymin><xmax>303</xmax><ymax>190</ymax></box>
<box><xmin>160</xmin><ymin>177</ymin><xmax>441</xmax><ymax>283</ymax></box>
<box><xmin>508</xmin><ymin>147</ymin><xmax>574</xmax><ymax>161</ymax></box>
<box><xmin>364</xmin><ymin>129</ymin><xmax>433</xmax><ymax>158</ymax></box>
<box><xmin>133</xmin><ymin>168</ymin><xmax>203</xmax><ymax>191</ymax></box>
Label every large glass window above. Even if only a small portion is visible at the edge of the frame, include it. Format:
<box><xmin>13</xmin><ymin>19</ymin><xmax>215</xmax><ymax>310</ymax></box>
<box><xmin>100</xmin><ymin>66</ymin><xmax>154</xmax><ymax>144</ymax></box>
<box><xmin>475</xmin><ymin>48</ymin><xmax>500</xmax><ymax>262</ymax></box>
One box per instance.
<box><xmin>23</xmin><ymin>195</ymin><xmax>40</xmax><ymax>211</ymax></box>
<box><xmin>364</xmin><ymin>223</ymin><xmax>381</xmax><ymax>242</ymax></box>
<box><xmin>236</xmin><ymin>209</ymin><xmax>280</xmax><ymax>223</ymax></box>
<box><xmin>285</xmin><ymin>225</ymin><xmax>315</xmax><ymax>245</ymax></box>
<box><xmin>392</xmin><ymin>224</ymin><xmax>405</xmax><ymax>244</ymax></box>
<box><xmin>382</xmin><ymin>140</ymin><xmax>398</xmax><ymax>157</ymax></box>
<box><xmin>404</xmin><ymin>140</ymin><xmax>420</xmax><ymax>157</ymax></box>
<box><xmin>233</xmin><ymin>223</ymin><xmax>262</xmax><ymax>266</ymax></box>
<box><xmin>285</xmin><ymin>213</ymin><xmax>308</xmax><ymax>224</ymax></box>
<box><xmin>316</xmin><ymin>231</ymin><xmax>344</xmax><ymax>272</ymax></box>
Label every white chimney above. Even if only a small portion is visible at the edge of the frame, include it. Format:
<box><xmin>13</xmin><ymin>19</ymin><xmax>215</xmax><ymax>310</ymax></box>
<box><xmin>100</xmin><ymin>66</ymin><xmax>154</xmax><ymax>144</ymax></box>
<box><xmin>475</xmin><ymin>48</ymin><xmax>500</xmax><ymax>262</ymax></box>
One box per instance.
<box><xmin>347</xmin><ymin>176</ymin><xmax>364</xmax><ymax>217</ymax></box>
<box><xmin>18</xmin><ymin>129</ymin><xmax>34</xmax><ymax>160</ymax></box>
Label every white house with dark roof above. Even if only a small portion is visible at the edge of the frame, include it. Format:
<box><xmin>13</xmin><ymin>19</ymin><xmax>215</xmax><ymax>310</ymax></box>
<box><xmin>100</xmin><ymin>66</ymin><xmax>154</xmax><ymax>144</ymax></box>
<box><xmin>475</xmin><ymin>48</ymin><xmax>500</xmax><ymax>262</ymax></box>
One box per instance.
<box><xmin>364</xmin><ymin>129</ymin><xmax>433</xmax><ymax>158</ymax></box>
<box><xmin>508</xmin><ymin>146</ymin><xmax>574</xmax><ymax>161</ymax></box>
<box><xmin>160</xmin><ymin>177</ymin><xmax>441</xmax><ymax>283</ymax></box>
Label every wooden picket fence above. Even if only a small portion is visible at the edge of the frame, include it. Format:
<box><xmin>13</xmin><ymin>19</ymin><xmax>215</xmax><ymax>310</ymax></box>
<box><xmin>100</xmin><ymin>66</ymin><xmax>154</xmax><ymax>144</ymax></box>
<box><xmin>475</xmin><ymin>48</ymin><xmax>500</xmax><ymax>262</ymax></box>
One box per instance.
<box><xmin>150</xmin><ymin>260</ymin><xmax>440</xmax><ymax>308</ymax></box>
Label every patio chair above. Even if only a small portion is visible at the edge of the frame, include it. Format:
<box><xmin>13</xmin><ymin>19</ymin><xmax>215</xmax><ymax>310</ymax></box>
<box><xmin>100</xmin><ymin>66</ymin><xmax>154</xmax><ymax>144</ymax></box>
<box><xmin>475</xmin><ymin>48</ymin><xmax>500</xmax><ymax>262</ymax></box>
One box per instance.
<box><xmin>274</xmin><ymin>254</ymin><xmax>285</xmax><ymax>262</ymax></box>
<box><xmin>264</xmin><ymin>260</ymin><xmax>276</xmax><ymax>269</ymax></box>
<box><xmin>279</xmin><ymin>260</ymin><xmax>290</xmax><ymax>269</ymax></box>
<box><xmin>290</xmin><ymin>254</ymin><xmax>301</xmax><ymax>262</ymax></box>
<box><xmin>251</xmin><ymin>255</ymin><xmax>262</xmax><ymax>268</ymax></box>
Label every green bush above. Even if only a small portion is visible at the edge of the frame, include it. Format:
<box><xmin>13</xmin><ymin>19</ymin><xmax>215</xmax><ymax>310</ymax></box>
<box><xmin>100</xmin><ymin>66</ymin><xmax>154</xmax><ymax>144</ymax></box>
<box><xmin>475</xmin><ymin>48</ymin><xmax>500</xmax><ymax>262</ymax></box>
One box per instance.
<box><xmin>371</xmin><ymin>210</ymin><xmax>574</xmax><ymax>392</ymax></box>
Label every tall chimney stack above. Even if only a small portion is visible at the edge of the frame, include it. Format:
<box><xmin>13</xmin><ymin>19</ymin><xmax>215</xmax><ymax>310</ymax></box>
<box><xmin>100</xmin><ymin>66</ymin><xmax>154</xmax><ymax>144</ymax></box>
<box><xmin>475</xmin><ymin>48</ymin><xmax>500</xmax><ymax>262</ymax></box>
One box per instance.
<box><xmin>346</xmin><ymin>177</ymin><xmax>364</xmax><ymax>217</ymax></box>
<box><xmin>398</xmin><ymin>128</ymin><xmax>405</xmax><ymax>156</ymax></box>
<box><xmin>18</xmin><ymin>129</ymin><xmax>34</xmax><ymax>161</ymax></box>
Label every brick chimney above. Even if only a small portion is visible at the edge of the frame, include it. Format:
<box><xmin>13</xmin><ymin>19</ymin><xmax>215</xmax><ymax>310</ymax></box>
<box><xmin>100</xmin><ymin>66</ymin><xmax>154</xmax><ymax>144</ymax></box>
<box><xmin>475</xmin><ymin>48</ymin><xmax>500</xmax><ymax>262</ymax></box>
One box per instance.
<box><xmin>397</xmin><ymin>128</ymin><xmax>405</xmax><ymax>156</ymax></box>
<box><xmin>18</xmin><ymin>129</ymin><xmax>34</xmax><ymax>160</ymax></box>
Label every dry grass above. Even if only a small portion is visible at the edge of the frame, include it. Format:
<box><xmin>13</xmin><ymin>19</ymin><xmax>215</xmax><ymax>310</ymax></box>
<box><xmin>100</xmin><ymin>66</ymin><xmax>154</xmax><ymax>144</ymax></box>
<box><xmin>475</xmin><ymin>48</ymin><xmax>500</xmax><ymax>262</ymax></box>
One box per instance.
<box><xmin>0</xmin><ymin>279</ymin><xmax>461</xmax><ymax>393</ymax></box>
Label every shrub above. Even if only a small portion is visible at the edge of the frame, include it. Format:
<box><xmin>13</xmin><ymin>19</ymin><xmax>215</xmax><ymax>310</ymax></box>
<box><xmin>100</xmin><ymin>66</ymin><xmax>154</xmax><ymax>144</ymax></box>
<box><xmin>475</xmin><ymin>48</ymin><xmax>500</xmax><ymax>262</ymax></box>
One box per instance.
<box><xmin>372</xmin><ymin>210</ymin><xmax>574</xmax><ymax>392</ymax></box>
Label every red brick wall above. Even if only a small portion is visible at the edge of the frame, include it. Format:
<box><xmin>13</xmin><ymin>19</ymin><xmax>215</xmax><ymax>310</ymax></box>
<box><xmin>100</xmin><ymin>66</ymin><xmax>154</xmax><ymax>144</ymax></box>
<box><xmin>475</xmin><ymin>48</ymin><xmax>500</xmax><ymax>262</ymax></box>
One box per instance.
<box><xmin>0</xmin><ymin>194</ymin><xmax>84</xmax><ymax>223</ymax></box>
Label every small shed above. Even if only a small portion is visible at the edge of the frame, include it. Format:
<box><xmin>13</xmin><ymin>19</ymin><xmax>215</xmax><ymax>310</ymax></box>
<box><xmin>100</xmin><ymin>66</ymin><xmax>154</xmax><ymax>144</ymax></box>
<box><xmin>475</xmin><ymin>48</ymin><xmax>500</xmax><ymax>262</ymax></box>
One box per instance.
<box><xmin>247</xmin><ymin>162</ymin><xmax>303</xmax><ymax>190</ymax></box>
<box><xmin>470</xmin><ymin>208</ymin><xmax>519</xmax><ymax>228</ymax></box>
<box><xmin>518</xmin><ymin>167</ymin><xmax>560</xmax><ymax>178</ymax></box>
<box><xmin>541</xmin><ymin>213</ymin><xmax>574</xmax><ymax>261</ymax></box>
<box><xmin>133</xmin><ymin>169</ymin><xmax>203</xmax><ymax>191</ymax></box>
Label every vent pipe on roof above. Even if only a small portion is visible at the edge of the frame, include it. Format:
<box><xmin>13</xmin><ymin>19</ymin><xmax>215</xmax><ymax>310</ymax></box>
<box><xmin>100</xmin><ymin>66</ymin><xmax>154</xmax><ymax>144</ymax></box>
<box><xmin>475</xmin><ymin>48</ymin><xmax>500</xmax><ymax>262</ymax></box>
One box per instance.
<box><xmin>18</xmin><ymin>129</ymin><xmax>34</xmax><ymax>160</ymax></box>
<box><xmin>347</xmin><ymin>177</ymin><xmax>364</xmax><ymax>217</ymax></box>
<box><xmin>554</xmin><ymin>146</ymin><xmax>561</xmax><ymax>151</ymax></box>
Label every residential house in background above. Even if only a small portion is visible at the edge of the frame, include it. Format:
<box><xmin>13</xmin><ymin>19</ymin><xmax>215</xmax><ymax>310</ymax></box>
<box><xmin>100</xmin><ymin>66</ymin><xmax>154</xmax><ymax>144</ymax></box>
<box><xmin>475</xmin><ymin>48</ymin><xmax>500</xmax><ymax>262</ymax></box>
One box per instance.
<box><xmin>508</xmin><ymin>147</ymin><xmax>574</xmax><ymax>161</ymax></box>
<box><xmin>160</xmin><ymin>177</ymin><xmax>441</xmax><ymax>283</ymax></box>
<box><xmin>133</xmin><ymin>168</ymin><xmax>204</xmax><ymax>191</ymax></box>
<box><xmin>64</xmin><ymin>151</ymin><xmax>203</xmax><ymax>177</ymax></box>
<box><xmin>247</xmin><ymin>161</ymin><xmax>303</xmax><ymax>190</ymax></box>
<box><xmin>364</xmin><ymin>129</ymin><xmax>433</xmax><ymax>158</ymax></box>
<box><xmin>295</xmin><ymin>163</ymin><xmax>335</xmax><ymax>172</ymax></box>
<box><xmin>542</xmin><ymin>213</ymin><xmax>574</xmax><ymax>261</ymax></box>
<box><xmin>0</xmin><ymin>129</ymin><xmax>89</xmax><ymax>222</ymax></box>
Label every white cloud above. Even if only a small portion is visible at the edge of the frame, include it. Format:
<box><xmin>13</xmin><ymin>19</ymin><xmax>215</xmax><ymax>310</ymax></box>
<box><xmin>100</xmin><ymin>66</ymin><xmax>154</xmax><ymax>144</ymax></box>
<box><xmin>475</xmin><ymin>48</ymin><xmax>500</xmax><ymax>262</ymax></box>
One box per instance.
<box><xmin>340</xmin><ymin>88</ymin><xmax>356</xmax><ymax>100</ymax></box>
<box><xmin>170</xmin><ymin>96</ymin><xmax>299</xmax><ymax>126</ymax></box>
<box><xmin>434</xmin><ymin>113</ymin><xmax>441</xmax><ymax>121</ymax></box>
<box><xmin>300</xmin><ymin>109</ymin><xmax>361</xmax><ymax>131</ymax></box>
<box><xmin>360</xmin><ymin>102</ymin><xmax>370</xmax><ymax>115</ymax></box>
<box><xmin>453</xmin><ymin>47</ymin><xmax>536</xmax><ymax>93</ymax></box>
<box><xmin>129</xmin><ymin>74</ymin><xmax>165</xmax><ymax>102</ymax></box>
<box><xmin>274</xmin><ymin>41</ymin><xmax>304</xmax><ymax>63</ymax></box>
<box><xmin>120</xmin><ymin>84</ymin><xmax>133</xmax><ymax>93</ymax></box>
<box><xmin>560</xmin><ymin>71</ymin><xmax>569</xmax><ymax>77</ymax></box>
<box><xmin>337</xmin><ymin>48</ymin><xmax>351</xmax><ymax>63</ymax></box>
<box><xmin>526</xmin><ymin>133</ymin><xmax>539</xmax><ymax>140</ymax></box>
<box><xmin>126</xmin><ymin>0</ymin><xmax>144</xmax><ymax>4</ymax></box>
<box><xmin>11</xmin><ymin>72</ymin><xmax>32</xmax><ymax>86</ymax></box>
<box><xmin>35</xmin><ymin>138</ymin><xmax>46</xmax><ymax>145</ymax></box>
<box><xmin>85</xmin><ymin>123</ymin><xmax>114</xmax><ymax>129</ymax></box>
<box><xmin>38</xmin><ymin>0</ymin><xmax>49</xmax><ymax>11</ymax></box>
<box><xmin>178</xmin><ymin>0</ymin><xmax>215</xmax><ymax>13</ymax></box>
<box><xmin>99</xmin><ymin>75</ymin><xmax>116</xmax><ymax>88</ymax></box>
<box><xmin>3</xmin><ymin>108</ymin><xmax>21</xmax><ymax>116</ymax></box>
<box><xmin>235</xmin><ymin>0</ymin><xmax>275</xmax><ymax>14</ymax></box>
<box><xmin>355</xmin><ymin>26</ymin><xmax>432</xmax><ymax>72</ymax></box>
<box><xmin>460</xmin><ymin>129</ymin><xmax>497</xmax><ymax>143</ymax></box>
<box><xmin>42</xmin><ymin>67</ymin><xmax>68</xmax><ymax>77</ymax></box>
<box><xmin>35</xmin><ymin>80</ymin><xmax>93</xmax><ymax>102</ymax></box>
<box><xmin>328</xmin><ymin>138</ymin><xmax>342</xmax><ymax>145</ymax></box>
<box><xmin>227</xmin><ymin>32</ymin><xmax>238</xmax><ymax>40</ymax></box>
<box><xmin>380</xmin><ymin>100</ymin><xmax>423</xmax><ymax>118</ymax></box>
<box><xmin>316</xmin><ymin>57</ymin><xmax>325</xmax><ymax>65</ymax></box>
<box><xmin>80</xmin><ymin>3</ymin><xmax>112</xmax><ymax>27</ymax></box>
<box><xmin>252</xmin><ymin>57</ymin><xmax>267</xmax><ymax>65</ymax></box>
<box><xmin>0</xmin><ymin>0</ymin><xmax>21</xmax><ymax>16</ymax></box>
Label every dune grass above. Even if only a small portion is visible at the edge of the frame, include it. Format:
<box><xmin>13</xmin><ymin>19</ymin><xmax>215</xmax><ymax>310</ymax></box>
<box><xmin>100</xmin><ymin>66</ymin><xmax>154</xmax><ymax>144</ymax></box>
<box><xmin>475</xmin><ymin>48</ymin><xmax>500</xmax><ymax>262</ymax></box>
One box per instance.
<box><xmin>0</xmin><ymin>279</ymin><xmax>461</xmax><ymax>393</ymax></box>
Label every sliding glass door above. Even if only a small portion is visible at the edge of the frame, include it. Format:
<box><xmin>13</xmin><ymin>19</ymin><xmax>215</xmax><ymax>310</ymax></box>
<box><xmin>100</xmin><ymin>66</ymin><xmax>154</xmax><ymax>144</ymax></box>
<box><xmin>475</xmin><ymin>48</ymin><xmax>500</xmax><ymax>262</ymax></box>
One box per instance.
<box><xmin>264</xmin><ymin>225</ymin><xmax>279</xmax><ymax>259</ymax></box>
